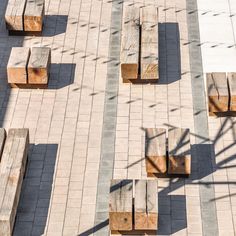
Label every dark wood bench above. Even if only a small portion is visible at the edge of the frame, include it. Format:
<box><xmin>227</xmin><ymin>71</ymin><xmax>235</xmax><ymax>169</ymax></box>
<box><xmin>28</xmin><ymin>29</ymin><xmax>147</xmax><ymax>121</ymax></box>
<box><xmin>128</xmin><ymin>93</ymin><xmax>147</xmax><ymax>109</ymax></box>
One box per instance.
<box><xmin>109</xmin><ymin>179</ymin><xmax>158</xmax><ymax>234</ymax></box>
<box><xmin>7</xmin><ymin>47</ymin><xmax>51</xmax><ymax>88</ymax></box>
<box><xmin>0</xmin><ymin>128</ymin><xmax>29</xmax><ymax>236</ymax></box>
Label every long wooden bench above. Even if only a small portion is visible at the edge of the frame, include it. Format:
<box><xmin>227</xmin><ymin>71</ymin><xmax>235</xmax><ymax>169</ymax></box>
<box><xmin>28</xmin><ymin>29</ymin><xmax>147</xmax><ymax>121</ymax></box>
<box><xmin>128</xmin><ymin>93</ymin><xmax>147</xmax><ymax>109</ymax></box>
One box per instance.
<box><xmin>0</xmin><ymin>128</ymin><xmax>29</xmax><ymax>236</ymax></box>
<box><xmin>109</xmin><ymin>179</ymin><xmax>158</xmax><ymax>234</ymax></box>
<box><xmin>227</xmin><ymin>72</ymin><xmax>236</xmax><ymax>111</ymax></box>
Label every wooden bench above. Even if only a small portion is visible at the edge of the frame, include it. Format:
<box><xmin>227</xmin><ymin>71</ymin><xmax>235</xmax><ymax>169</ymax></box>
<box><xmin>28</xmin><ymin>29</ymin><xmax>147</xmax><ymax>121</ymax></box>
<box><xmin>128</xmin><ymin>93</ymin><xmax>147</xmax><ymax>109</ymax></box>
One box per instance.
<box><xmin>207</xmin><ymin>72</ymin><xmax>229</xmax><ymax>115</ymax></box>
<box><xmin>228</xmin><ymin>72</ymin><xmax>236</xmax><ymax>111</ymax></box>
<box><xmin>5</xmin><ymin>0</ymin><xmax>44</xmax><ymax>34</ymax></box>
<box><xmin>7</xmin><ymin>47</ymin><xmax>51</xmax><ymax>88</ymax></box>
<box><xmin>109</xmin><ymin>179</ymin><xmax>158</xmax><ymax>234</ymax></box>
<box><xmin>120</xmin><ymin>6</ymin><xmax>140</xmax><ymax>83</ymax></box>
<box><xmin>168</xmin><ymin>128</ymin><xmax>191</xmax><ymax>175</ymax></box>
<box><xmin>140</xmin><ymin>6</ymin><xmax>159</xmax><ymax>81</ymax></box>
<box><xmin>0</xmin><ymin>128</ymin><xmax>29</xmax><ymax>236</ymax></box>
<box><xmin>145</xmin><ymin>128</ymin><xmax>167</xmax><ymax>175</ymax></box>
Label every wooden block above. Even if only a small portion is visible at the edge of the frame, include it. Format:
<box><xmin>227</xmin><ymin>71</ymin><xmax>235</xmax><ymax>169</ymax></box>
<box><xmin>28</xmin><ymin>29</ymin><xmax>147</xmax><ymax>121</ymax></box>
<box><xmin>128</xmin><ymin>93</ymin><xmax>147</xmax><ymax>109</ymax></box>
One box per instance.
<box><xmin>24</xmin><ymin>0</ymin><xmax>45</xmax><ymax>32</ymax></box>
<box><xmin>7</xmin><ymin>47</ymin><xmax>30</xmax><ymax>84</ymax></box>
<box><xmin>141</xmin><ymin>7</ymin><xmax>159</xmax><ymax>80</ymax></box>
<box><xmin>0</xmin><ymin>129</ymin><xmax>6</xmax><ymax>160</ymax></box>
<box><xmin>168</xmin><ymin>128</ymin><xmax>191</xmax><ymax>175</ymax></box>
<box><xmin>134</xmin><ymin>180</ymin><xmax>158</xmax><ymax>230</ymax></box>
<box><xmin>0</xmin><ymin>129</ymin><xmax>29</xmax><ymax>236</ymax></box>
<box><xmin>145</xmin><ymin>128</ymin><xmax>167</xmax><ymax>174</ymax></box>
<box><xmin>27</xmin><ymin>47</ymin><xmax>51</xmax><ymax>84</ymax></box>
<box><xmin>5</xmin><ymin>0</ymin><xmax>27</xmax><ymax>31</ymax></box>
<box><xmin>228</xmin><ymin>73</ymin><xmax>236</xmax><ymax>111</ymax></box>
<box><xmin>120</xmin><ymin>6</ymin><xmax>139</xmax><ymax>82</ymax></box>
<box><xmin>207</xmin><ymin>72</ymin><xmax>229</xmax><ymax>114</ymax></box>
<box><xmin>109</xmin><ymin>179</ymin><xmax>133</xmax><ymax>231</ymax></box>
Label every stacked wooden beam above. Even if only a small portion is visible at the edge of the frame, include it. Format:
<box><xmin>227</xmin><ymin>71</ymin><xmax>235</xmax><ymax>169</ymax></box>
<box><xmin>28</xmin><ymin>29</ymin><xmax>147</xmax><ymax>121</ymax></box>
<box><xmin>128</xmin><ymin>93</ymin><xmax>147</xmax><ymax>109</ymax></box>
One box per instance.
<box><xmin>7</xmin><ymin>47</ymin><xmax>51</xmax><ymax>88</ymax></box>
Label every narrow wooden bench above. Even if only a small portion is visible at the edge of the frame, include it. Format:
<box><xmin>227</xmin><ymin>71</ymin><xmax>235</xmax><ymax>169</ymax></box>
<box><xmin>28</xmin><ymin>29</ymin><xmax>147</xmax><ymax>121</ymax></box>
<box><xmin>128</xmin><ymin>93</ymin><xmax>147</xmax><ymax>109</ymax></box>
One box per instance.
<box><xmin>0</xmin><ymin>129</ymin><xmax>29</xmax><ymax>236</ymax></box>
<box><xmin>109</xmin><ymin>179</ymin><xmax>158</xmax><ymax>234</ymax></box>
<box><xmin>228</xmin><ymin>72</ymin><xmax>236</xmax><ymax>111</ymax></box>
<box><xmin>145</xmin><ymin>128</ymin><xmax>167</xmax><ymax>175</ymax></box>
<box><xmin>207</xmin><ymin>72</ymin><xmax>229</xmax><ymax>115</ymax></box>
<box><xmin>168</xmin><ymin>128</ymin><xmax>191</xmax><ymax>175</ymax></box>
<box><xmin>140</xmin><ymin>7</ymin><xmax>159</xmax><ymax>81</ymax></box>
<box><xmin>120</xmin><ymin>6</ymin><xmax>140</xmax><ymax>83</ymax></box>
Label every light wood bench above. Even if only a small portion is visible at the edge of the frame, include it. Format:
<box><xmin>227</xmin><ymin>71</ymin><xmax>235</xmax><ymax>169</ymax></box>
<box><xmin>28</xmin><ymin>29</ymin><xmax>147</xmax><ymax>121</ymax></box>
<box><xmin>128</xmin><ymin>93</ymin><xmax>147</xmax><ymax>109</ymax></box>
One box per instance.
<box><xmin>228</xmin><ymin>72</ymin><xmax>236</xmax><ymax>111</ymax></box>
<box><xmin>109</xmin><ymin>179</ymin><xmax>158</xmax><ymax>234</ymax></box>
<box><xmin>145</xmin><ymin>128</ymin><xmax>167</xmax><ymax>176</ymax></box>
<box><xmin>0</xmin><ymin>129</ymin><xmax>29</xmax><ymax>236</ymax></box>
<box><xmin>207</xmin><ymin>72</ymin><xmax>229</xmax><ymax>115</ymax></box>
<box><xmin>168</xmin><ymin>128</ymin><xmax>191</xmax><ymax>175</ymax></box>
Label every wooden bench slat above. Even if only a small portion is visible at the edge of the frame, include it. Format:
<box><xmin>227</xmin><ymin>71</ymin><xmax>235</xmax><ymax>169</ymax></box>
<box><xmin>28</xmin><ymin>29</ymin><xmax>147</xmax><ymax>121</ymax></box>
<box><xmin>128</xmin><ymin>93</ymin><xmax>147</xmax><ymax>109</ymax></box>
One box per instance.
<box><xmin>168</xmin><ymin>128</ymin><xmax>191</xmax><ymax>175</ymax></box>
<box><xmin>0</xmin><ymin>129</ymin><xmax>29</xmax><ymax>236</ymax></box>
<box><xmin>28</xmin><ymin>47</ymin><xmax>51</xmax><ymax>84</ymax></box>
<box><xmin>228</xmin><ymin>72</ymin><xmax>236</xmax><ymax>111</ymax></box>
<box><xmin>120</xmin><ymin>6</ymin><xmax>140</xmax><ymax>82</ymax></box>
<box><xmin>145</xmin><ymin>128</ymin><xmax>167</xmax><ymax>174</ymax></box>
<box><xmin>134</xmin><ymin>180</ymin><xmax>158</xmax><ymax>230</ymax></box>
<box><xmin>24</xmin><ymin>0</ymin><xmax>44</xmax><ymax>32</ymax></box>
<box><xmin>109</xmin><ymin>179</ymin><xmax>133</xmax><ymax>231</ymax></box>
<box><xmin>7</xmin><ymin>47</ymin><xmax>30</xmax><ymax>84</ymax></box>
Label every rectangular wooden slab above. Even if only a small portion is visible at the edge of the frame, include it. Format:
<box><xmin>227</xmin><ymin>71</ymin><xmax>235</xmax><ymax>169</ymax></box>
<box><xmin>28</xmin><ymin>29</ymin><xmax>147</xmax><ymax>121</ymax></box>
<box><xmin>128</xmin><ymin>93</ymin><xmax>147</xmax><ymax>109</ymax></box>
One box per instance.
<box><xmin>228</xmin><ymin>72</ymin><xmax>236</xmax><ymax>111</ymax></box>
<box><xmin>0</xmin><ymin>129</ymin><xmax>29</xmax><ymax>236</ymax></box>
<box><xmin>5</xmin><ymin>0</ymin><xmax>27</xmax><ymax>31</ymax></box>
<box><xmin>24</xmin><ymin>0</ymin><xmax>45</xmax><ymax>32</ymax></box>
<box><xmin>145</xmin><ymin>128</ymin><xmax>167</xmax><ymax>174</ymax></box>
<box><xmin>134</xmin><ymin>180</ymin><xmax>158</xmax><ymax>230</ymax></box>
<box><xmin>207</xmin><ymin>72</ymin><xmax>229</xmax><ymax>114</ymax></box>
<box><xmin>7</xmin><ymin>47</ymin><xmax>30</xmax><ymax>84</ymax></box>
<box><xmin>120</xmin><ymin>6</ymin><xmax>140</xmax><ymax>82</ymax></box>
<box><xmin>168</xmin><ymin>128</ymin><xmax>191</xmax><ymax>175</ymax></box>
<box><xmin>27</xmin><ymin>47</ymin><xmax>51</xmax><ymax>84</ymax></box>
<box><xmin>109</xmin><ymin>179</ymin><xmax>133</xmax><ymax>231</ymax></box>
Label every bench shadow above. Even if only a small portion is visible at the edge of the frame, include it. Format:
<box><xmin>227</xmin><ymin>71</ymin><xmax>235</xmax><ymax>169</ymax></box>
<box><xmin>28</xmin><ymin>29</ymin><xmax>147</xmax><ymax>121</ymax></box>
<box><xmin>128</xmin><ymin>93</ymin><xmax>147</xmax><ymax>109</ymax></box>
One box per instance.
<box><xmin>13</xmin><ymin>143</ymin><xmax>58</xmax><ymax>236</ymax></box>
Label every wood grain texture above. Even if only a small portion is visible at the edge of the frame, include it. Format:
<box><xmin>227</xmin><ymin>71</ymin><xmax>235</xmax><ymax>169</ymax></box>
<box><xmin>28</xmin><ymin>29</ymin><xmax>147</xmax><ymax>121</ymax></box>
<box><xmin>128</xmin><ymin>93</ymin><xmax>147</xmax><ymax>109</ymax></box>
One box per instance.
<box><xmin>24</xmin><ymin>0</ymin><xmax>44</xmax><ymax>32</ymax></box>
<box><xmin>207</xmin><ymin>72</ymin><xmax>229</xmax><ymax>114</ymax></box>
<box><xmin>134</xmin><ymin>180</ymin><xmax>158</xmax><ymax>230</ymax></box>
<box><xmin>145</xmin><ymin>128</ymin><xmax>167</xmax><ymax>174</ymax></box>
<box><xmin>109</xmin><ymin>179</ymin><xmax>133</xmax><ymax>231</ymax></box>
<box><xmin>0</xmin><ymin>129</ymin><xmax>6</xmax><ymax>161</ymax></box>
<box><xmin>0</xmin><ymin>129</ymin><xmax>29</xmax><ymax>236</ymax></box>
<box><xmin>5</xmin><ymin>0</ymin><xmax>27</xmax><ymax>31</ymax></box>
<box><xmin>228</xmin><ymin>72</ymin><xmax>236</xmax><ymax>111</ymax></box>
<box><xmin>168</xmin><ymin>128</ymin><xmax>191</xmax><ymax>175</ymax></box>
<box><xmin>7</xmin><ymin>47</ymin><xmax>30</xmax><ymax>84</ymax></box>
<box><xmin>27</xmin><ymin>47</ymin><xmax>51</xmax><ymax>84</ymax></box>
<box><xmin>120</xmin><ymin>6</ymin><xmax>139</xmax><ymax>82</ymax></box>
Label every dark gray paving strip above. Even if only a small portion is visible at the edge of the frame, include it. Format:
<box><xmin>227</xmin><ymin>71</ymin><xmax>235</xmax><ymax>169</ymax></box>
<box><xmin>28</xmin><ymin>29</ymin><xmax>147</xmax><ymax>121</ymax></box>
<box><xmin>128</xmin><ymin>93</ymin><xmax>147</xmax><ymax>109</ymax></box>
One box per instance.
<box><xmin>186</xmin><ymin>0</ymin><xmax>219</xmax><ymax>235</ymax></box>
<box><xmin>93</xmin><ymin>1</ymin><xmax>123</xmax><ymax>236</ymax></box>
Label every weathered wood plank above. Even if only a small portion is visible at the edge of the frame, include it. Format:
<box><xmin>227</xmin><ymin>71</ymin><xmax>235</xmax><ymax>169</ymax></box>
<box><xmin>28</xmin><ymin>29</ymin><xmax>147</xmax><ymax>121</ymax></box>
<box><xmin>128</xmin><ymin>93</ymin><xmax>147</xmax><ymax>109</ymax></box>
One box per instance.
<box><xmin>145</xmin><ymin>128</ymin><xmax>167</xmax><ymax>174</ymax></box>
<box><xmin>5</xmin><ymin>0</ymin><xmax>27</xmax><ymax>31</ymax></box>
<box><xmin>27</xmin><ymin>47</ymin><xmax>51</xmax><ymax>84</ymax></box>
<box><xmin>0</xmin><ymin>129</ymin><xmax>6</xmax><ymax>161</ymax></box>
<box><xmin>168</xmin><ymin>128</ymin><xmax>191</xmax><ymax>175</ymax></box>
<box><xmin>7</xmin><ymin>47</ymin><xmax>30</xmax><ymax>84</ymax></box>
<box><xmin>141</xmin><ymin>7</ymin><xmax>158</xmax><ymax>80</ymax></box>
<box><xmin>0</xmin><ymin>129</ymin><xmax>29</xmax><ymax>236</ymax></box>
<box><xmin>24</xmin><ymin>0</ymin><xmax>45</xmax><ymax>32</ymax></box>
<box><xmin>120</xmin><ymin>6</ymin><xmax>140</xmax><ymax>82</ymax></box>
<box><xmin>207</xmin><ymin>72</ymin><xmax>229</xmax><ymax>114</ymax></box>
<box><xmin>134</xmin><ymin>180</ymin><xmax>158</xmax><ymax>230</ymax></box>
<box><xmin>228</xmin><ymin>72</ymin><xmax>236</xmax><ymax>111</ymax></box>
<box><xmin>109</xmin><ymin>179</ymin><xmax>133</xmax><ymax>231</ymax></box>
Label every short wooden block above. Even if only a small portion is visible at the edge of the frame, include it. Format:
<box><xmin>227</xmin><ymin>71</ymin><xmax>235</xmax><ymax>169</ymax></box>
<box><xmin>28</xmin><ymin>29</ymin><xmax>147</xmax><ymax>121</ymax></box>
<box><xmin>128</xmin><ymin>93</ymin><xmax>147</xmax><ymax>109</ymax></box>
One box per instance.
<box><xmin>7</xmin><ymin>47</ymin><xmax>30</xmax><ymax>84</ymax></box>
<box><xmin>134</xmin><ymin>180</ymin><xmax>158</xmax><ymax>230</ymax></box>
<box><xmin>145</xmin><ymin>128</ymin><xmax>167</xmax><ymax>174</ymax></box>
<box><xmin>168</xmin><ymin>128</ymin><xmax>191</xmax><ymax>175</ymax></box>
<box><xmin>109</xmin><ymin>180</ymin><xmax>133</xmax><ymax>231</ymax></box>
<box><xmin>5</xmin><ymin>0</ymin><xmax>27</xmax><ymax>31</ymax></box>
<box><xmin>141</xmin><ymin>7</ymin><xmax>159</xmax><ymax>80</ymax></box>
<box><xmin>228</xmin><ymin>73</ymin><xmax>236</xmax><ymax>111</ymax></box>
<box><xmin>0</xmin><ymin>129</ymin><xmax>6</xmax><ymax>160</ymax></box>
<box><xmin>207</xmin><ymin>73</ymin><xmax>229</xmax><ymax>114</ymax></box>
<box><xmin>24</xmin><ymin>0</ymin><xmax>45</xmax><ymax>32</ymax></box>
<box><xmin>27</xmin><ymin>47</ymin><xmax>51</xmax><ymax>84</ymax></box>
<box><xmin>120</xmin><ymin>6</ymin><xmax>140</xmax><ymax>82</ymax></box>
<box><xmin>0</xmin><ymin>129</ymin><xmax>29</xmax><ymax>236</ymax></box>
